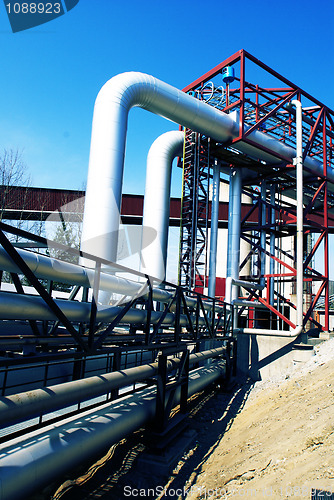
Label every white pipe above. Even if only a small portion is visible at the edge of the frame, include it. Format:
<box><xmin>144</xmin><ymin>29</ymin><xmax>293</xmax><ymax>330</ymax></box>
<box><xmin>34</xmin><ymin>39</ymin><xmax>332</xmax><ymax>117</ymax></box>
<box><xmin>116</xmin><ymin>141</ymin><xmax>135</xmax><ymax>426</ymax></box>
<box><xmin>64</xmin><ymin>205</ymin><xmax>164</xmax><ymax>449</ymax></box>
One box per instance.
<box><xmin>232</xmin><ymin>299</ymin><xmax>267</xmax><ymax>308</ymax></box>
<box><xmin>81</xmin><ymin>72</ymin><xmax>235</xmax><ymax>265</ymax></box>
<box><xmin>208</xmin><ymin>161</ymin><xmax>220</xmax><ymax>297</ymax></box>
<box><xmin>269</xmin><ymin>185</ymin><xmax>276</xmax><ymax>306</ymax></box>
<box><xmin>0</xmin><ymin>246</ymin><xmax>223</xmax><ymax>314</ymax></box>
<box><xmin>291</xmin><ymin>99</ymin><xmax>304</xmax><ymax>329</ymax></box>
<box><xmin>0</xmin><ymin>246</ymin><xmax>161</xmax><ymax>300</ymax></box>
<box><xmin>226</xmin><ymin>168</ymin><xmax>242</xmax><ymax>313</ymax></box>
<box><xmin>81</xmin><ymin>72</ymin><xmax>329</xmax><ymax>266</ymax></box>
<box><xmin>260</xmin><ymin>181</ymin><xmax>266</xmax><ymax>288</ymax></box>
<box><xmin>141</xmin><ymin>131</ymin><xmax>184</xmax><ymax>281</ymax></box>
<box><xmin>235</xmin><ymin>326</ymin><xmax>302</xmax><ymax>337</ymax></box>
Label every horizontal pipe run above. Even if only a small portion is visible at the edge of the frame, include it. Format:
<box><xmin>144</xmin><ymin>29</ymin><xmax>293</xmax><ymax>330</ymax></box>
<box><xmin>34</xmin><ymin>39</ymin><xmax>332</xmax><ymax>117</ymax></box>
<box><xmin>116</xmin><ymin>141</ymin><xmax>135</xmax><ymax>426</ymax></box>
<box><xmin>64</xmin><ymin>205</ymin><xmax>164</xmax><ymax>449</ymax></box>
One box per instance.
<box><xmin>0</xmin><ymin>246</ymin><xmax>222</xmax><ymax>314</ymax></box>
<box><xmin>235</xmin><ymin>326</ymin><xmax>302</xmax><ymax>337</ymax></box>
<box><xmin>231</xmin><ymin>279</ymin><xmax>265</xmax><ymax>291</ymax></box>
<box><xmin>0</xmin><ymin>347</ymin><xmax>226</xmax><ymax>427</ymax></box>
<box><xmin>232</xmin><ymin>299</ymin><xmax>267</xmax><ymax>309</ymax></box>
<box><xmin>0</xmin><ymin>290</ymin><xmax>218</xmax><ymax>332</ymax></box>
<box><xmin>0</xmin><ymin>362</ymin><xmax>225</xmax><ymax>500</ymax></box>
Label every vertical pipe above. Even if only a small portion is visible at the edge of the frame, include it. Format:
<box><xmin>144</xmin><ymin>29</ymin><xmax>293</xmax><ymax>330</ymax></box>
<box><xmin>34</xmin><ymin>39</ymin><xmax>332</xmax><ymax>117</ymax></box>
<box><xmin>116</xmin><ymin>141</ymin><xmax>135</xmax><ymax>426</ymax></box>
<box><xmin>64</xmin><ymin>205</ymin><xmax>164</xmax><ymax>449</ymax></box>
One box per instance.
<box><xmin>269</xmin><ymin>185</ymin><xmax>275</xmax><ymax>306</ymax></box>
<box><xmin>260</xmin><ymin>181</ymin><xmax>267</xmax><ymax>289</ymax></box>
<box><xmin>141</xmin><ymin>131</ymin><xmax>184</xmax><ymax>281</ymax></box>
<box><xmin>208</xmin><ymin>161</ymin><xmax>220</xmax><ymax>297</ymax></box>
<box><xmin>291</xmin><ymin>100</ymin><xmax>304</xmax><ymax>329</ymax></box>
<box><xmin>226</xmin><ymin>168</ymin><xmax>242</xmax><ymax>307</ymax></box>
<box><xmin>323</xmin><ymin>114</ymin><xmax>329</xmax><ymax>331</ymax></box>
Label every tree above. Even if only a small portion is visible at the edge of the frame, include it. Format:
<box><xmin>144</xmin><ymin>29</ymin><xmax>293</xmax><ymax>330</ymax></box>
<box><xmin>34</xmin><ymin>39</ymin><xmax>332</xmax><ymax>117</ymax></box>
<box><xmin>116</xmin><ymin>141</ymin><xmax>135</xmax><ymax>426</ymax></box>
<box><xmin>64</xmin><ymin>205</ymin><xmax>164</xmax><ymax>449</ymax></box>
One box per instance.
<box><xmin>0</xmin><ymin>149</ymin><xmax>46</xmax><ymax>284</ymax></box>
<box><xmin>0</xmin><ymin>148</ymin><xmax>30</xmax><ymax>199</ymax></box>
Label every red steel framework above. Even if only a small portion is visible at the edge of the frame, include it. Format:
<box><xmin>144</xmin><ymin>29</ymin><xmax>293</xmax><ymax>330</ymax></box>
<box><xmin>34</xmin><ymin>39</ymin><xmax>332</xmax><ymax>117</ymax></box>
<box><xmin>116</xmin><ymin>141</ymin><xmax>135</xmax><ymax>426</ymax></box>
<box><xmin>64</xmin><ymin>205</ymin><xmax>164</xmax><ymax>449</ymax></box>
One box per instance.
<box><xmin>182</xmin><ymin>49</ymin><xmax>334</xmax><ymax>332</ymax></box>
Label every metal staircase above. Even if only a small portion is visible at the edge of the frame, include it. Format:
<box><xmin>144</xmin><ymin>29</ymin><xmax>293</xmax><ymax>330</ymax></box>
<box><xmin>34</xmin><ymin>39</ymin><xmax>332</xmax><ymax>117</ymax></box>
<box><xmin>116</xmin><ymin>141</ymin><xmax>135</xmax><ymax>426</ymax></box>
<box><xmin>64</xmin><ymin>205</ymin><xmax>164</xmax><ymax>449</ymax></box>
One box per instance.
<box><xmin>178</xmin><ymin>129</ymin><xmax>211</xmax><ymax>292</ymax></box>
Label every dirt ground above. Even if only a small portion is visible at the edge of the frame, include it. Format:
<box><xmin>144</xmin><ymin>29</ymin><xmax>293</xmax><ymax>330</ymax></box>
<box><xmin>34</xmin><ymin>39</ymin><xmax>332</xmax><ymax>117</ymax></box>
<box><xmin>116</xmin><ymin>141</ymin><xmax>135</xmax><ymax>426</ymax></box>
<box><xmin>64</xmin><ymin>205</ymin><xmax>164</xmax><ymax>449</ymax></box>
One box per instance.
<box><xmin>44</xmin><ymin>338</ymin><xmax>334</xmax><ymax>500</ymax></box>
<box><xmin>183</xmin><ymin>355</ymin><xmax>334</xmax><ymax>499</ymax></box>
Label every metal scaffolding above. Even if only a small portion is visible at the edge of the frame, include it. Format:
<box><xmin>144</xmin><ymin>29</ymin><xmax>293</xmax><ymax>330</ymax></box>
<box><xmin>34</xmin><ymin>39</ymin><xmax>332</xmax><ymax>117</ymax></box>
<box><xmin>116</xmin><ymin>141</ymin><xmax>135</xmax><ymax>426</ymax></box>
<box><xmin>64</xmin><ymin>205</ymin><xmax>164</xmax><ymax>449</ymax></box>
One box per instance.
<box><xmin>181</xmin><ymin>49</ymin><xmax>334</xmax><ymax>332</ymax></box>
<box><xmin>179</xmin><ymin>130</ymin><xmax>211</xmax><ymax>291</ymax></box>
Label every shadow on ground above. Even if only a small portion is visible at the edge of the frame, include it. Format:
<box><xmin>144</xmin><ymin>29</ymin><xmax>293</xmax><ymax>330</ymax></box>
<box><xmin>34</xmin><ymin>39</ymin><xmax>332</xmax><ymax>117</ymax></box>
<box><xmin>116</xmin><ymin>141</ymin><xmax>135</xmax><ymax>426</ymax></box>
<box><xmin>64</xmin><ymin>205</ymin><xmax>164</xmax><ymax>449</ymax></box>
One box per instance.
<box><xmin>38</xmin><ymin>379</ymin><xmax>255</xmax><ymax>500</ymax></box>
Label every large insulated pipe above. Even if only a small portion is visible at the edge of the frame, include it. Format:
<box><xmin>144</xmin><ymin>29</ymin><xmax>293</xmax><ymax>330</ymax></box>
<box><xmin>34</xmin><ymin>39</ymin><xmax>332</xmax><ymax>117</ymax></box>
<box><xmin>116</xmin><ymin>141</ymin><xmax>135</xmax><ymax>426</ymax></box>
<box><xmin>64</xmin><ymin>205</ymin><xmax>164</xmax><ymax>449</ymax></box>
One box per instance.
<box><xmin>0</xmin><ymin>290</ymin><xmax>210</xmax><ymax>328</ymax></box>
<box><xmin>140</xmin><ymin>130</ymin><xmax>184</xmax><ymax>281</ymax></box>
<box><xmin>81</xmin><ymin>72</ymin><xmax>330</xmax><ymax>266</ymax></box>
<box><xmin>0</xmin><ymin>246</ymin><xmax>222</xmax><ymax>314</ymax></box>
<box><xmin>0</xmin><ymin>347</ymin><xmax>225</xmax><ymax>427</ymax></box>
<box><xmin>0</xmin><ymin>361</ymin><xmax>225</xmax><ymax>500</ymax></box>
<box><xmin>208</xmin><ymin>161</ymin><xmax>220</xmax><ymax>297</ymax></box>
<box><xmin>225</xmin><ymin>168</ymin><xmax>242</xmax><ymax>307</ymax></box>
<box><xmin>81</xmin><ymin>71</ymin><xmax>237</xmax><ymax>264</ymax></box>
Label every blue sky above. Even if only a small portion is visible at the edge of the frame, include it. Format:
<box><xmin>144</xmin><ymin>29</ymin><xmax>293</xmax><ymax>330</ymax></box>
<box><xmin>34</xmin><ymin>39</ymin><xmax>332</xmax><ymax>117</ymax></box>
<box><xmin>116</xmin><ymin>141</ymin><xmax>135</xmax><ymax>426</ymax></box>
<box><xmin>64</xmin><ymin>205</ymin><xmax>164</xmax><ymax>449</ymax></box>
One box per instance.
<box><xmin>0</xmin><ymin>0</ymin><xmax>333</xmax><ymax>198</ymax></box>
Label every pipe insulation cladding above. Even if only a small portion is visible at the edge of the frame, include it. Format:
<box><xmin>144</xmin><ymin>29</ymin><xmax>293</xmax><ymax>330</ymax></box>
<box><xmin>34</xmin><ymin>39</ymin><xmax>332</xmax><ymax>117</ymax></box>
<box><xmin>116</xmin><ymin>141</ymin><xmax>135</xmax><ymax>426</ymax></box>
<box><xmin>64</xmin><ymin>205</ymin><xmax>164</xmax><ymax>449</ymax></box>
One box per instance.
<box><xmin>0</xmin><ymin>246</ymin><xmax>223</xmax><ymax>315</ymax></box>
<box><xmin>141</xmin><ymin>130</ymin><xmax>184</xmax><ymax>281</ymax></box>
<box><xmin>0</xmin><ymin>289</ymin><xmax>212</xmax><ymax>328</ymax></box>
<box><xmin>0</xmin><ymin>361</ymin><xmax>225</xmax><ymax>500</ymax></box>
<box><xmin>81</xmin><ymin>72</ymin><xmax>332</xmax><ymax>266</ymax></box>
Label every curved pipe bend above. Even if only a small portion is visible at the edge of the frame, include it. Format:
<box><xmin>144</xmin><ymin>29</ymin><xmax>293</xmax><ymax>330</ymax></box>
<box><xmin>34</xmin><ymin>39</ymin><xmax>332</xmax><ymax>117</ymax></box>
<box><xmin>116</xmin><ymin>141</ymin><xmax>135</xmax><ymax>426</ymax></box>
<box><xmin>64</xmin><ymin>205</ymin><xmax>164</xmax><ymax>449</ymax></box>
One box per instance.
<box><xmin>81</xmin><ymin>71</ymin><xmax>327</xmax><ymax>266</ymax></box>
<box><xmin>81</xmin><ymin>72</ymin><xmax>237</xmax><ymax>264</ymax></box>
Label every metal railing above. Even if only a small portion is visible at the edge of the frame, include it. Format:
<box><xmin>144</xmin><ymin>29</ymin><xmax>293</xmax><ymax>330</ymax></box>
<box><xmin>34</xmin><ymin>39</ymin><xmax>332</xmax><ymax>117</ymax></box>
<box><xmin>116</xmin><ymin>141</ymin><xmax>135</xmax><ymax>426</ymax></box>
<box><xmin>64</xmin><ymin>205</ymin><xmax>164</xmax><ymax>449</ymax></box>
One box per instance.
<box><xmin>0</xmin><ymin>221</ymin><xmax>234</xmax><ymax>356</ymax></box>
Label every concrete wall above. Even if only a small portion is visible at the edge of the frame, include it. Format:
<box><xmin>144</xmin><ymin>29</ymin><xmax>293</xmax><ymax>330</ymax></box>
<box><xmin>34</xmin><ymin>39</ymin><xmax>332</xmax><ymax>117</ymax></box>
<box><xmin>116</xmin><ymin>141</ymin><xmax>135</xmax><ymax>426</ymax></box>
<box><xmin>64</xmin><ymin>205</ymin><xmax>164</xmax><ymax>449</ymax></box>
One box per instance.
<box><xmin>236</xmin><ymin>333</ymin><xmax>312</xmax><ymax>382</ymax></box>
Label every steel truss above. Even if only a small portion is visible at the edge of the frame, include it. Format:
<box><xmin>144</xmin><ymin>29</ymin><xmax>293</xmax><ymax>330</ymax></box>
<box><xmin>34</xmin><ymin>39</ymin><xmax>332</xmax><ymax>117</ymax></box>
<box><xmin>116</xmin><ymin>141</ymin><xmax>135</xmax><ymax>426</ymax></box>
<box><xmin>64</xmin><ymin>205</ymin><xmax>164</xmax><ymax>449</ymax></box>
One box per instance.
<box><xmin>0</xmin><ymin>221</ymin><xmax>233</xmax><ymax>359</ymax></box>
<box><xmin>182</xmin><ymin>49</ymin><xmax>334</xmax><ymax>332</ymax></box>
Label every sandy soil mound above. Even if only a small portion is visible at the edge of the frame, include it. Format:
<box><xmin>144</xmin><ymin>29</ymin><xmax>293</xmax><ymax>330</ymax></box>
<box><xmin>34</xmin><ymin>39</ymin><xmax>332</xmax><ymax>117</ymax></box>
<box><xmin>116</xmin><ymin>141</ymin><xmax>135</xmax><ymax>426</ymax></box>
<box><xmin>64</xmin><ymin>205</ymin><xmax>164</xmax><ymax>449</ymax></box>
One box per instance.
<box><xmin>183</xmin><ymin>338</ymin><xmax>334</xmax><ymax>499</ymax></box>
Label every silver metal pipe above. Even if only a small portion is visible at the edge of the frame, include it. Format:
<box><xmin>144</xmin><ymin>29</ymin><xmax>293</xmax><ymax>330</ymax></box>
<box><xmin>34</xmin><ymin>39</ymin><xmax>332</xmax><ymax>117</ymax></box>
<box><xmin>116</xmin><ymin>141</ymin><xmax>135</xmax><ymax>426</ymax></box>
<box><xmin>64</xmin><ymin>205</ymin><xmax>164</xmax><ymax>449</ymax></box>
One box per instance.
<box><xmin>0</xmin><ymin>290</ymin><xmax>209</xmax><ymax>328</ymax></box>
<box><xmin>235</xmin><ymin>326</ymin><xmax>302</xmax><ymax>337</ymax></box>
<box><xmin>0</xmin><ymin>246</ymin><xmax>223</xmax><ymax>314</ymax></box>
<box><xmin>291</xmin><ymin>100</ymin><xmax>304</xmax><ymax>329</ymax></box>
<box><xmin>232</xmin><ymin>299</ymin><xmax>267</xmax><ymax>308</ymax></box>
<box><xmin>0</xmin><ymin>362</ymin><xmax>225</xmax><ymax>500</ymax></box>
<box><xmin>141</xmin><ymin>131</ymin><xmax>184</xmax><ymax>281</ymax></box>
<box><xmin>260</xmin><ymin>181</ymin><xmax>266</xmax><ymax>289</ymax></box>
<box><xmin>208</xmin><ymin>161</ymin><xmax>220</xmax><ymax>297</ymax></box>
<box><xmin>81</xmin><ymin>72</ymin><xmax>332</xmax><ymax>267</ymax></box>
<box><xmin>0</xmin><ymin>347</ymin><xmax>226</xmax><ymax>427</ymax></box>
<box><xmin>269</xmin><ymin>185</ymin><xmax>276</xmax><ymax>306</ymax></box>
<box><xmin>0</xmin><ymin>246</ymin><xmax>145</xmax><ymax>297</ymax></box>
<box><xmin>226</xmin><ymin>168</ymin><xmax>242</xmax><ymax>307</ymax></box>
<box><xmin>231</xmin><ymin>278</ymin><xmax>265</xmax><ymax>291</ymax></box>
